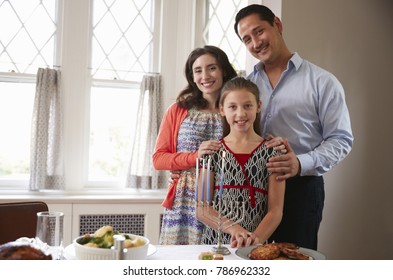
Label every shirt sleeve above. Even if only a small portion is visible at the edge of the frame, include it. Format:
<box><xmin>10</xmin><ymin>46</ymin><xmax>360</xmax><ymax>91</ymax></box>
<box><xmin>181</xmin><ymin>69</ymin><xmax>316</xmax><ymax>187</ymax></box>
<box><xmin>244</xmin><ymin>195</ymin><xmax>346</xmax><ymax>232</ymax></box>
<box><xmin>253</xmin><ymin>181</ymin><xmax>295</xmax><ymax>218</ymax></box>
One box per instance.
<box><xmin>152</xmin><ymin>104</ymin><xmax>198</xmax><ymax>171</ymax></box>
<box><xmin>297</xmin><ymin>74</ymin><xmax>353</xmax><ymax>176</ymax></box>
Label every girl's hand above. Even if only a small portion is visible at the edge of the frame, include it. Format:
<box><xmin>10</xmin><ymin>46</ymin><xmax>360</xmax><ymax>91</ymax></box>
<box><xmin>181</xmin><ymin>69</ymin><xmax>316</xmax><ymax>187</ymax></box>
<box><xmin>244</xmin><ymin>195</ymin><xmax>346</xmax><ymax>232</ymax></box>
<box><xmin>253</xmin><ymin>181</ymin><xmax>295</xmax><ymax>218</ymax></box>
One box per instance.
<box><xmin>197</xmin><ymin>140</ymin><xmax>221</xmax><ymax>158</ymax></box>
<box><xmin>230</xmin><ymin>231</ymin><xmax>260</xmax><ymax>248</ymax></box>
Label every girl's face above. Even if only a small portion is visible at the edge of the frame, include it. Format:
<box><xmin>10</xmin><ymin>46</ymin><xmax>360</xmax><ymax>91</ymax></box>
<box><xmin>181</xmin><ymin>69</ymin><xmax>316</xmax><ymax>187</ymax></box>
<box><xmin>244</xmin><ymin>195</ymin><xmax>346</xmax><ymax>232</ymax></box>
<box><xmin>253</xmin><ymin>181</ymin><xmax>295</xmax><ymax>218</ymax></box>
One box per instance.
<box><xmin>192</xmin><ymin>54</ymin><xmax>224</xmax><ymax>99</ymax></box>
<box><xmin>220</xmin><ymin>89</ymin><xmax>261</xmax><ymax>134</ymax></box>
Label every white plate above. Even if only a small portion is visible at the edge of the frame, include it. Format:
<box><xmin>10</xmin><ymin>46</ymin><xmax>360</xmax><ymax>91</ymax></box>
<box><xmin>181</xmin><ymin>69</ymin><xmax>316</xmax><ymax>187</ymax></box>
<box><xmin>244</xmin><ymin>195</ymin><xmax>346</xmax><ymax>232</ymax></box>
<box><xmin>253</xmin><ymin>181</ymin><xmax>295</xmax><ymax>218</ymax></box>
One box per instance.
<box><xmin>235</xmin><ymin>245</ymin><xmax>326</xmax><ymax>260</ymax></box>
<box><xmin>64</xmin><ymin>243</ymin><xmax>157</xmax><ymax>260</ymax></box>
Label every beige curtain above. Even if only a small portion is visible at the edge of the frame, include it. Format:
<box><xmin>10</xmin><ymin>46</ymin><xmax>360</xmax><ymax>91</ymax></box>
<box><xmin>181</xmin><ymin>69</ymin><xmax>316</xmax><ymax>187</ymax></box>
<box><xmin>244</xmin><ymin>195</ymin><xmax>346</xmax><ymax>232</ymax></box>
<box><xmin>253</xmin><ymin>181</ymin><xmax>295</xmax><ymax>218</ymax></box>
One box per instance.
<box><xmin>125</xmin><ymin>74</ymin><xmax>166</xmax><ymax>189</ymax></box>
<box><xmin>29</xmin><ymin>68</ymin><xmax>64</xmax><ymax>190</ymax></box>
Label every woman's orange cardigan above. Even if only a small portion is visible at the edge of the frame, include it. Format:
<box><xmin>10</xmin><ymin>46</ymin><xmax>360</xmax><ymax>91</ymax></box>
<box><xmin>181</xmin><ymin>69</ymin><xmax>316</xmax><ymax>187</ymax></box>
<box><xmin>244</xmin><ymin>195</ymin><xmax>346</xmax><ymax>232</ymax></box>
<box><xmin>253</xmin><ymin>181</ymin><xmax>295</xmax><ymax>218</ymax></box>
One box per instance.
<box><xmin>153</xmin><ymin>103</ymin><xmax>198</xmax><ymax>209</ymax></box>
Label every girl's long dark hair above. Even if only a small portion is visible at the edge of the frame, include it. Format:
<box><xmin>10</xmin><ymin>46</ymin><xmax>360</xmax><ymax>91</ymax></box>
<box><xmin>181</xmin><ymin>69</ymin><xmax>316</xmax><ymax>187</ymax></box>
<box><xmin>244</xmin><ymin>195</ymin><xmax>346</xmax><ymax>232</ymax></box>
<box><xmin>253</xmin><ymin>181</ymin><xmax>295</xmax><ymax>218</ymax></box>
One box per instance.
<box><xmin>176</xmin><ymin>45</ymin><xmax>237</xmax><ymax>110</ymax></box>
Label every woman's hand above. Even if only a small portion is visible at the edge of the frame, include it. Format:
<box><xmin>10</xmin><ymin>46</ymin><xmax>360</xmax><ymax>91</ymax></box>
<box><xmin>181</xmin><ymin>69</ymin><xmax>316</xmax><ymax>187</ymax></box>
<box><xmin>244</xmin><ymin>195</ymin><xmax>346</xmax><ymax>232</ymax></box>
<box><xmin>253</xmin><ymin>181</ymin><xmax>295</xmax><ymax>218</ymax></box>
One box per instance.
<box><xmin>167</xmin><ymin>140</ymin><xmax>220</xmax><ymax>185</ymax></box>
<box><xmin>197</xmin><ymin>140</ymin><xmax>221</xmax><ymax>158</ymax></box>
<box><xmin>167</xmin><ymin>170</ymin><xmax>180</xmax><ymax>185</ymax></box>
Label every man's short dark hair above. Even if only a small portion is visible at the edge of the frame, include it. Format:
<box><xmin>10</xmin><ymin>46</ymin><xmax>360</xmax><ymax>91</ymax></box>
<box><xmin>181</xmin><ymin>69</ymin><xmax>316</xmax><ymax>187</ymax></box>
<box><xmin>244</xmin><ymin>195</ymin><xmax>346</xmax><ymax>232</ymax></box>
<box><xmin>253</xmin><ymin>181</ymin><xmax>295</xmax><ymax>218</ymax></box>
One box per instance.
<box><xmin>234</xmin><ymin>4</ymin><xmax>276</xmax><ymax>39</ymax></box>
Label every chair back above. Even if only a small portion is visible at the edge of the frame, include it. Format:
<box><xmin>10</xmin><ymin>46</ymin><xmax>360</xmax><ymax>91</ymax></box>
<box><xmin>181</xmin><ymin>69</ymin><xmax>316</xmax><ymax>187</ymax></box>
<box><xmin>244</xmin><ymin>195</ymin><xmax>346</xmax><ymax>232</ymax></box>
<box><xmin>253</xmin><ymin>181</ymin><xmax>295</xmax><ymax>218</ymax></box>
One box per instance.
<box><xmin>0</xmin><ymin>201</ymin><xmax>49</xmax><ymax>245</ymax></box>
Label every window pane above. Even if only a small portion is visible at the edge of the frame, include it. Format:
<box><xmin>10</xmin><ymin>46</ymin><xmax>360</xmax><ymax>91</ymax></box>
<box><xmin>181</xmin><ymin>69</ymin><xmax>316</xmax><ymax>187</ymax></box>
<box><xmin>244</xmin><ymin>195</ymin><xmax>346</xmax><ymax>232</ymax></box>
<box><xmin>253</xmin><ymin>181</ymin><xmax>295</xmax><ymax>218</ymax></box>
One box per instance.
<box><xmin>0</xmin><ymin>0</ymin><xmax>57</xmax><ymax>73</ymax></box>
<box><xmin>88</xmin><ymin>86</ymin><xmax>140</xmax><ymax>182</ymax></box>
<box><xmin>0</xmin><ymin>0</ymin><xmax>57</xmax><ymax>187</ymax></box>
<box><xmin>91</xmin><ymin>0</ymin><xmax>154</xmax><ymax>80</ymax></box>
<box><xmin>0</xmin><ymin>82</ymin><xmax>34</xmax><ymax>180</ymax></box>
<box><xmin>203</xmin><ymin>0</ymin><xmax>248</xmax><ymax>71</ymax></box>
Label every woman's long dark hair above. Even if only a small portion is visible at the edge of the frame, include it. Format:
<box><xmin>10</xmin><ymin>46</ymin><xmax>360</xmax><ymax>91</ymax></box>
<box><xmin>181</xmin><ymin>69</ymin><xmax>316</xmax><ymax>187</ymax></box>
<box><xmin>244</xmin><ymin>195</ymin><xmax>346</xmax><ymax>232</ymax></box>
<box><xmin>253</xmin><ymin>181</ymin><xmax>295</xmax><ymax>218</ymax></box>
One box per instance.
<box><xmin>176</xmin><ymin>45</ymin><xmax>237</xmax><ymax>110</ymax></box>
<box><xmin>219</xmin><ymin>77</ymin><xmax>262</xmax><ymax>137</ymax></box>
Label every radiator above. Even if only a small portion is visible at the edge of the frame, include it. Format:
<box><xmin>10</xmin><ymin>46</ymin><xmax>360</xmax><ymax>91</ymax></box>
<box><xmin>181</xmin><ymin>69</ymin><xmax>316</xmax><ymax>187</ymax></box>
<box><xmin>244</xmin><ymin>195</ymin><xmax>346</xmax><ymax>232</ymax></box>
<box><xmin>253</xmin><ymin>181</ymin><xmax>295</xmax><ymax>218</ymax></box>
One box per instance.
<box><xmin>79</xmin><ymin>214</ymin><xmax>145</xmax><ymax>236</ymax></box>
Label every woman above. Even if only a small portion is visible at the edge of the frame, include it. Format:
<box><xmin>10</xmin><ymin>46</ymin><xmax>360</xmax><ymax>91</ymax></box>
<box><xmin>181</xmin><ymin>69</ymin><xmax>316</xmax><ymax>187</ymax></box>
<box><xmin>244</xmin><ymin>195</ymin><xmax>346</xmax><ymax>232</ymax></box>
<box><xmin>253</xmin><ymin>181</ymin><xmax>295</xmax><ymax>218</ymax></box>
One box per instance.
<box><xmin>153</xmin><ymin>46</ymin><xmax>237</xmax><ymax>245</ymax></box>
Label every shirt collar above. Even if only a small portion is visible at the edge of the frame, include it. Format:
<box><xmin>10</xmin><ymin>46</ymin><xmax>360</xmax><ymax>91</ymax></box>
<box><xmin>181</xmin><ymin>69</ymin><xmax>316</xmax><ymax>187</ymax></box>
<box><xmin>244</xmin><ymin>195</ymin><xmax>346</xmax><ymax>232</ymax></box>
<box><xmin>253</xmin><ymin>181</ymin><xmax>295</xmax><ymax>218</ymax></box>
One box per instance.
<box><xmin>252</xmin><ymin>52</ymin><xmax>303</xmax><ymax>73</ymax></box>
<box><xmin>290</xmin><ymin>52</ymin><xmax>303</xmax><ymax>71</ymax></box>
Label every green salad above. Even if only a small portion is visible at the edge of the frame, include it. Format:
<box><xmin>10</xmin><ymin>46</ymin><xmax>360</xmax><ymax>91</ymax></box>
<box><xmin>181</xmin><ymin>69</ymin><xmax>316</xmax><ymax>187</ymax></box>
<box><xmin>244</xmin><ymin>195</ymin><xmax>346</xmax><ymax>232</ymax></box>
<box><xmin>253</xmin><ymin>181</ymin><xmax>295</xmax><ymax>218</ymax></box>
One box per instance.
<box><xmin>77</xmin><ymin>225</ymin><xmax>145</xmax><ymax>249</ymax></box>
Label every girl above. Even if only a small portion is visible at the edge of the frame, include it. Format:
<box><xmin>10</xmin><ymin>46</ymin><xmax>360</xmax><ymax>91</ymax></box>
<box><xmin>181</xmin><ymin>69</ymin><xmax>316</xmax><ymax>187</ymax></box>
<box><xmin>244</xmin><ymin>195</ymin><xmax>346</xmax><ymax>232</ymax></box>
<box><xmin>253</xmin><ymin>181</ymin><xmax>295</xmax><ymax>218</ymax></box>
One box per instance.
<box><xmin>196</xmin><ymin>77</ymin><xmax>285</xmax><ymax>248</ymax></box>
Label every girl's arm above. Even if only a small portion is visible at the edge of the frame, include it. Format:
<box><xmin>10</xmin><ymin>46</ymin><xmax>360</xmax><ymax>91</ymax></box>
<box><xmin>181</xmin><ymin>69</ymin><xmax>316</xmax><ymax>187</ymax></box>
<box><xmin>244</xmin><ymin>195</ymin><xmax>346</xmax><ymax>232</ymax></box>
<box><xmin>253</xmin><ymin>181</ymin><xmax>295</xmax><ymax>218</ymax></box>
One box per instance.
<box><xmin>196</xmin><ymin>167</ymin><xmax>250</xmax><ymax>241</ymax></box>
<box><xmin>228</xmin><ymin>174</ymin><xmax>285</xmax><ymax>248</ymax></box>
<box><xmin>196</xmin><ymin>164</ymin><xmax>285</xmax><ymax>247</ymax></box>
<box><xmin>251</xmin><ymin>174</ymin><xmax>285</xmax><ymax>244</ymax></box>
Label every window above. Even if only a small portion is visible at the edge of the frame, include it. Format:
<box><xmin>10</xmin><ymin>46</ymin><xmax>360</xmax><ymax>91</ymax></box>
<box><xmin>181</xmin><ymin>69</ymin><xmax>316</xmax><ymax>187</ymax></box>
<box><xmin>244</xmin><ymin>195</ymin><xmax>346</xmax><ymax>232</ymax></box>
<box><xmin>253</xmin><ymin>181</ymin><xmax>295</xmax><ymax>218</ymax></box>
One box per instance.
<box><xmin>0</xmin><ymin>0</ymin><xmax>56</xmax><ymax>186</ymax></box>
<box><xmin>0</xmin><ymin>0</ymin><xmax>159</xmax><ymax>189</ymax></box>
<box><xmin>88</xmin><ymin>0</ymin><xmax>157</xmax><ymax>184</ymax></box>
<box><xmin>202</xmin><ymin>0</ymin><xmax>248</xmax><ymax>72</ymax></box>
<box><xmin>1</xmin><ymin>0</ymin><xmax>250</xmax><ymax>191</ymax></box>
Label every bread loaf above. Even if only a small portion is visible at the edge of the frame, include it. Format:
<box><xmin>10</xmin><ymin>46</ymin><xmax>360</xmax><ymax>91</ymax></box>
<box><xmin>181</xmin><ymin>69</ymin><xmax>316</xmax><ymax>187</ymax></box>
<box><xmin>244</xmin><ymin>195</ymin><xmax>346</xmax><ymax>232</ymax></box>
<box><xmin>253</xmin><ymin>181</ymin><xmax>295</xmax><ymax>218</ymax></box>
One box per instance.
<box><xmin>0</xmin><ymin>242</ymin><xmax>52</xmax><ymax>260</ymax></box>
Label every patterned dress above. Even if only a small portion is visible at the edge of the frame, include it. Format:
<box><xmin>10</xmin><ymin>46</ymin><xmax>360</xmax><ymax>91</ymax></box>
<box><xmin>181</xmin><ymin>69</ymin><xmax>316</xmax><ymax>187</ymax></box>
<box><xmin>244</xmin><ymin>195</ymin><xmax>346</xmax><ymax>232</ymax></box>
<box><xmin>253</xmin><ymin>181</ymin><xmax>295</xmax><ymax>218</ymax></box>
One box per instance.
<box><xmin>159</xmin><ymin>108</ymin><xmax>222</xmax><ymax>245</ymax></box>
<box><xmin>201</xmin><ymin>139</ymin><xmax>281</xmax><ymax>245</ymax></box>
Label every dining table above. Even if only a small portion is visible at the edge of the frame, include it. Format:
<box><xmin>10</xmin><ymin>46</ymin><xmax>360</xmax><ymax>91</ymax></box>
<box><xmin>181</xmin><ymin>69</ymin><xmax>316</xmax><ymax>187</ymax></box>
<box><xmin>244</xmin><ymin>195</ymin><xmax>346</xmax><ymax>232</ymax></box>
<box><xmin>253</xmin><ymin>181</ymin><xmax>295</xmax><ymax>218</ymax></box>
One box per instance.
<box><xmin>7</xmin><ymin>237</ymin><xmax>326</xmax><ymax>260</ymax></box>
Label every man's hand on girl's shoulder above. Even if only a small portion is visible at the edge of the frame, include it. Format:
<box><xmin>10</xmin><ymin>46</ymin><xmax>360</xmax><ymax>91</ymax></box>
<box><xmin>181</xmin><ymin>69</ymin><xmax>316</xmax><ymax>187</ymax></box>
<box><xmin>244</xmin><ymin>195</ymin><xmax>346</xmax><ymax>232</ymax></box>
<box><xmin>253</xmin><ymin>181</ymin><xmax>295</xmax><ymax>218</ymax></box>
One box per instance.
<box><xmin>267</xmin><ymin>139</ymin><xmax>300</xmax><ymax>180</ymax></box>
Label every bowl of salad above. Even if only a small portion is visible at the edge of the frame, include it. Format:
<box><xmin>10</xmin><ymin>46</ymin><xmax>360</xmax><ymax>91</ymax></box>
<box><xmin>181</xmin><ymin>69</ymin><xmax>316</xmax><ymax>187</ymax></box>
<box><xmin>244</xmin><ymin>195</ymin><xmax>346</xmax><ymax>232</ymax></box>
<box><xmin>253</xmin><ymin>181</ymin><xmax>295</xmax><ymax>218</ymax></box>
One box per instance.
<box><xmin>73</xmin><ymin>225</ymin><xmax>149</xmax><ymax>260</ymax></box>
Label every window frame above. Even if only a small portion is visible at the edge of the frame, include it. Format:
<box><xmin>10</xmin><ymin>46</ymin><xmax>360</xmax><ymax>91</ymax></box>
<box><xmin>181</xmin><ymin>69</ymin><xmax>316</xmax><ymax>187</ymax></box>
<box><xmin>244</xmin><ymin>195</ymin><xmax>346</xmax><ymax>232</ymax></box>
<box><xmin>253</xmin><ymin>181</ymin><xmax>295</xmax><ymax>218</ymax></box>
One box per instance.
<box><xmin>85</xmin><ymin>0</ymin><xmax>161</xmax><ymax>187</ymax></box>
<box><xmin>0</xmin><ymin>0</ymin><xmax>62</xmax><ymax>189</ymax></box>
<box><xmin>61</xmin><ymin>0</ymin><xmax>162</xmax><ymax>190</ymax></box>
<box><xmin>0</xmin><ymin>0</ymin><xmax>281</xmax><ymax>192</ymax></box>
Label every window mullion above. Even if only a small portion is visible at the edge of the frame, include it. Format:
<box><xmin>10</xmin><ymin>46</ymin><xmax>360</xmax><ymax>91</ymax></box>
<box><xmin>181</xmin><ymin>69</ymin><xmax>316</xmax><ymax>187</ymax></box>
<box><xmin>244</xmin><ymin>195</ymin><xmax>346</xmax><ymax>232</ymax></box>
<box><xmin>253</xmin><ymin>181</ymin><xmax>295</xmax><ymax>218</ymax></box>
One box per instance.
<box><xmin>61</xmin><ymin>0</ymin><xmax>92</xmax><ymax>190</ymax></box>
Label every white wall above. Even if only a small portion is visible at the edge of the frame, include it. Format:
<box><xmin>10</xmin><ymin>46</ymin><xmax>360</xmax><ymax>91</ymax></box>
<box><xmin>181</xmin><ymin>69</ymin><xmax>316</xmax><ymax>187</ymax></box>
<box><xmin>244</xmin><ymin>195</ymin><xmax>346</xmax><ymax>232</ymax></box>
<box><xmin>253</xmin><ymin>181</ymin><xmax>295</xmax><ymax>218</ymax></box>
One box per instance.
<box><xmin>282</xmin><ymin>0</ymin><xmax>393</xmax><ymax>259</ymax></box>
<box><xmin>160</xmin><ymin>0</ymin><xmax>197</xmax><ymax>112</ymax></box>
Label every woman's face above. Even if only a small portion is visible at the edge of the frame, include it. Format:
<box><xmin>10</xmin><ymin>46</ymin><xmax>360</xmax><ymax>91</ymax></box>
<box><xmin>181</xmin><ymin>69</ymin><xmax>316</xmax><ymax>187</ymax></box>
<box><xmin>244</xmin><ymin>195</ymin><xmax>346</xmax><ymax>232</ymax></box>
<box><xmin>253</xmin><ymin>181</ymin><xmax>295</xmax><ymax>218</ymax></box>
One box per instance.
<box><xmin>192</xmin><ymin>54</ymin><xmax>224</xmax><ymax>99</ymax></box>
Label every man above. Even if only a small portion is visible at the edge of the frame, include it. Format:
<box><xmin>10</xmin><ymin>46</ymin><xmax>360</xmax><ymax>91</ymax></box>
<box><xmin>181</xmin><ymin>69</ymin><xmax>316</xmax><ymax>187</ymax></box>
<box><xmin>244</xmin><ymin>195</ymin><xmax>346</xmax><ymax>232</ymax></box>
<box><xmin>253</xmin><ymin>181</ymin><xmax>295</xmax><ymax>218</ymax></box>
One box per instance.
<box><xmin>234</xmin><ymin>4</ymin><xmax>353</xmax><ymax>250</ymax></box>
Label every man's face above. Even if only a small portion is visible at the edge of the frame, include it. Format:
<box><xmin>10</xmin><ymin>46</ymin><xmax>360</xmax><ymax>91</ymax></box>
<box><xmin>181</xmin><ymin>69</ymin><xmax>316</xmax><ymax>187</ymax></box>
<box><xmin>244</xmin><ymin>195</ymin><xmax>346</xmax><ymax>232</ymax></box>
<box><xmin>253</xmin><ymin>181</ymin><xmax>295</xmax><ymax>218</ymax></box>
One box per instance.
<box><xmin>237</xmin><ymin>13</ymin><xmax>282</xmax><ymax>64</ymax></box>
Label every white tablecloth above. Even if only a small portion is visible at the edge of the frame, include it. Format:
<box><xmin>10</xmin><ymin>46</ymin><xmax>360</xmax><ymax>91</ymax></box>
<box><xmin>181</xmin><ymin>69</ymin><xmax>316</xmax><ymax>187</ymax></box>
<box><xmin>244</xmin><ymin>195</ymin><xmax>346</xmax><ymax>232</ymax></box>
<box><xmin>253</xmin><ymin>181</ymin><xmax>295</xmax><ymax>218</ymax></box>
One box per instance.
<box><xmin>147</xmin><ymin>245</ymin><xmax>242</xmax><ymax>260</ymax></box>
<box><xmin>64</xmin><ymin>244</ymin><xmax>243</xmax><ymax>260</ymax></box>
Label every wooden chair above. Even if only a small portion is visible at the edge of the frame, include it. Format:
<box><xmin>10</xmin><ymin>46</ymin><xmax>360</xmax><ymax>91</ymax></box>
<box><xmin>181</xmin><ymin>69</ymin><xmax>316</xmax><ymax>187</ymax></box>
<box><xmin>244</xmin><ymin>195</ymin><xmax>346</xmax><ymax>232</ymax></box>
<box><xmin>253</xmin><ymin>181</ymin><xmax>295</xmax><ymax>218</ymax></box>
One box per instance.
<box><xmin>0</xmin><ymin>201</ymin><xmax>49</xmax><ymax>245</ymax></box>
